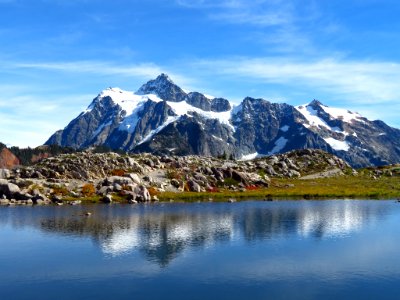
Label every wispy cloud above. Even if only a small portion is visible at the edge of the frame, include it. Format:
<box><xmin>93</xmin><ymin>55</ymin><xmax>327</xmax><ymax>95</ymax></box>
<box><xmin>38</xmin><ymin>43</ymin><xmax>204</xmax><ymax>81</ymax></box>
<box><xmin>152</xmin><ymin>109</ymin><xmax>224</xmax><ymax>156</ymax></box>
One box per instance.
<box><xmin>0</xmin><ymin>84</ymin><xmax>94</xmax><ymax>147</ymax></box>
<box><xmin>191</xmin><ymin>57</ymin><xmax>400</xmax><ymax>103</ymax></box>
<box><xmin>177</xmin><ymin>0</ymin><xmax>293</xmax><ymax>26</ymax></box>
<box><xmin>13</xmin><ymin>61</ymin><xmax>194</xmax><ymax>89</ymax></box>
<box><xmin>176</xmin><ymin>0</ymin><xmax>325</xmax><ymax>55</ymax></box>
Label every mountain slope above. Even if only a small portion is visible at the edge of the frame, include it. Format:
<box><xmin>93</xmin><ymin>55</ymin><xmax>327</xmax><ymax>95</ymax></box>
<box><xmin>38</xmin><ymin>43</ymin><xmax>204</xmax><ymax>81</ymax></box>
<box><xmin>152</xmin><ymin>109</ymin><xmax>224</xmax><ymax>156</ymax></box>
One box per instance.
<box><xmin>45</xmin><ymin>74</ymin><xmax>400</xmax><ymax>168</ymax></box>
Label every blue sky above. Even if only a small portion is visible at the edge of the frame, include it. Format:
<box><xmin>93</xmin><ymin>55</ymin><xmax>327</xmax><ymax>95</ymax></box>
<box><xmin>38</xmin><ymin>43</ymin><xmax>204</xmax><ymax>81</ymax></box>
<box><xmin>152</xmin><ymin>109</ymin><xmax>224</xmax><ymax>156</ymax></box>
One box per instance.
<box><xmin>1</xmin><ymin>0</ymin><xmax>400</xmax><ymax>147</ymax></box>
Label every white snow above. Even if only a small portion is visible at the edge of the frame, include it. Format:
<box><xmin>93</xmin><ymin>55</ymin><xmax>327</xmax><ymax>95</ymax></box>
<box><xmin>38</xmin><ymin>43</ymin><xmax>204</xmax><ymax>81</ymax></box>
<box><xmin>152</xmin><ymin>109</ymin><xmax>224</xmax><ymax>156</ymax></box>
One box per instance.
<box><xmin>321</xmin><ymin>106</ymin><xmax>365</xmax><ymax>123</ymax></box>
<box><xmin>295</xmin><ymin>105</ymin><xmax>332</xmax><ymax>130</ymax></box>
<box><xmin>85</xmin><ymin>87</ymin><xmax>167</xmax><ymax>135</ymax></box>
<box><xmin>204</xmin><ymin>94</ymin><xmax>215</xmax><ymax>100</ymax></box>
<box><xmin>324</xmin><ymin>137</ymin><xmax>350</xmax><ymax>151</ymax></box>
<box><xmin>268</xmin><ymin>136</ymin><xmax>288</xmax><ymax>155</ymax></box>
<box><xmin>280</xmin><ymin>125</ymin><xmax>290</xmax><ymax>132</ymax></box>
<box><xmin>99</xmin><ymin>87</ymin><xmax>163</xmax><ymax>115</ymax></box>
<box><xmin>239</xmin><ymin>152</ymin><xmax>259</xmax><ymax>161</ymax></box>
<box><xmin>138</xmin><ymin>116</ymin><xmax>180</xmax><ymax>145</ymax></box>
<box><xmin>166</xmin><ymin>101</ymin><xmax>235</xmax><ymax>131</ymax></box>
<box><xmin>295</xmin><ymin>103</ymin><xmax>365</xmax><ymax>139</ymax></box>
<box><xmin>212</xmin><ymin>135</ymin><xmax>224</xmax><ymax>142</ymax></box>
<box><xmin>296</xmin><ymin>102</ymin><xmax>365</xmax><ymax>129</ymax></box>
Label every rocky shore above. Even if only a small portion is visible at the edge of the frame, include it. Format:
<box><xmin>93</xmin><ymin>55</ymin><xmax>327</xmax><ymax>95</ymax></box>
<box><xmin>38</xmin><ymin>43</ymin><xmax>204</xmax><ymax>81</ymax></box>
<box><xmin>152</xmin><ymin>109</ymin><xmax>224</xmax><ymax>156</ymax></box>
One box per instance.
<box><xmin>0</xmin><ymin>149</ymin><xmax>358</xmax><ymax>206</ymax></box>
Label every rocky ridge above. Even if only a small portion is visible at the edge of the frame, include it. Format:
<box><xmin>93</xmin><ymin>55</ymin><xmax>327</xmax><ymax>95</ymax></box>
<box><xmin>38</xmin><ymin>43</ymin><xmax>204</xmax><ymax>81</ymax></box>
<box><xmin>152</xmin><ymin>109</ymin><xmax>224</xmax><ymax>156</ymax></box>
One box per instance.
<box><xmin>0</xmin><ymin>149</ymin><xmax>353</xmax><ymax>206</ymax></box>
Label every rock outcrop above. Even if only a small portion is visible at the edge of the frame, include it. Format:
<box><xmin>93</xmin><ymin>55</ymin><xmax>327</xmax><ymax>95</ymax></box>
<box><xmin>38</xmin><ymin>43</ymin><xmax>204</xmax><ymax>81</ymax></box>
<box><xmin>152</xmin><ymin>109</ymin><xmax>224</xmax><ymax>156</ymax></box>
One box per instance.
<box><xmin>0</xmin><ymin>149</ymin><xmax>353</xmax><ymax>205</ymax></box>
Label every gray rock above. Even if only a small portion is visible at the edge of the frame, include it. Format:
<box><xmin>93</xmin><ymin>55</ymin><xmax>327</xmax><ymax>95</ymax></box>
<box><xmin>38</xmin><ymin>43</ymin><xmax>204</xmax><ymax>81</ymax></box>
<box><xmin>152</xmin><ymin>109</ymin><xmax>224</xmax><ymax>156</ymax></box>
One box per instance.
<box><xmin>126</xmin><ymin>173</ymin><xmax>142</xmax><ymax>185</ymax></box>
<box><xmin>133</xmin><ymin>185</ymin><xmax>151</xmax><ymax>202</ymax></box>
<box><xmin>104</xmin><ymin>176</ymin><xmax>133</xmax><ymax>186</ymax></box>
<box><xmin>98</xmin><ymin>185</ymin><xmax>113</xmax><ymax>196</ymax></box>
<box><xmin>187</xmin><ymin>180</ymin><xmax>201</xmax><ymax>193</ymax></box>
<box><xmin>113</xmin><ymin>183</ymin><xmax>123</xmax><ymax>191</ymax></box>
<box><xmin>102</xmin><ymin>194</ymin><xmax>113</xmax><ymax>203</ymax></box>
<box><xmin>0</xmin><ymin>180</ymin><xmax>21</xmax><ymax>198</ymax></box>
<box><xmin>170</xmin><ymin>179</ymin><xmax>180</xmax><ymax>188</ymax></box>
<box><xmin>0</xmin><ymin>199</ymin><xmax>9</xmax><ymax>205</ymax></box>
<box><xmin>0</xmin><ymin>169</ymin><xmax>11</xmax><ymax>179</ymax></box>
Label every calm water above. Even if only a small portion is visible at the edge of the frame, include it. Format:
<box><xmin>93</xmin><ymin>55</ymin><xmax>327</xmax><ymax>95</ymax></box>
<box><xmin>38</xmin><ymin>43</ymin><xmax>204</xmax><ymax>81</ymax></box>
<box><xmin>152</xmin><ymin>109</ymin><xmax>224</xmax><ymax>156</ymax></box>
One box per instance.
<box><xmin>1</xmin><ymin>200</ymin><xmax>400</xmax><ymax>300</ymax></box>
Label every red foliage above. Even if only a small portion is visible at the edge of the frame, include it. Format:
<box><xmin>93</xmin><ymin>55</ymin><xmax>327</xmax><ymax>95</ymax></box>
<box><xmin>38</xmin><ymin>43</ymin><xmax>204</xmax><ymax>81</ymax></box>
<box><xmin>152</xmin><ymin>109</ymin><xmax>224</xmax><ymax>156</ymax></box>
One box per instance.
<box><xmin>245</xmin><ymin>185</ymin><xmax>260</xmax><ymax>191</ymax></box>
<box><xmin>207</xmin><ymin>187</ymin><xmax>220</xmax><ymax>193</ymax></box>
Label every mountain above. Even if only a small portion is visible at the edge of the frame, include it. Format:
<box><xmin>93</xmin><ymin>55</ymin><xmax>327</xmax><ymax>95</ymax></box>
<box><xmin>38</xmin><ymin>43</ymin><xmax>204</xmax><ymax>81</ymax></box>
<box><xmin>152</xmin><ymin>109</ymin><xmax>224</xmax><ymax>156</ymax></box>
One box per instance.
<box><xmin>45</xmin><ymin>74</ymin><xmax>400</xmax><ymax>168</ymax></box>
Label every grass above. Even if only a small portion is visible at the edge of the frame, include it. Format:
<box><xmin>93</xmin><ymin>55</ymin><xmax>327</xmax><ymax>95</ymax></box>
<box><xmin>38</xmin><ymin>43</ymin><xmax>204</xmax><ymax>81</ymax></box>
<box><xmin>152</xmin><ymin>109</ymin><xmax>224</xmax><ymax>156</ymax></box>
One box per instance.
<box><xmin>60</xmin><ymin>174</ymin><xmax>400</xmax><ymax>204</ymax></box>
<box><xmin>156</xmin><ymin>175</ymin><xmax>400</xmax><ymax>202</ymax></box>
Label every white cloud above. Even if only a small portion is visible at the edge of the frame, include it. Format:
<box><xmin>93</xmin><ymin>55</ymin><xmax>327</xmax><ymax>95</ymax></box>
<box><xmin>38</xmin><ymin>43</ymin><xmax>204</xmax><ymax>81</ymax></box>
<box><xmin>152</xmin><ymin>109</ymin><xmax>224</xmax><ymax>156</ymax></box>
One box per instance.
<box><xmin>177</xmin><ymin>0</ymin><xmax>294</xmax><ymax>26</ymax></box>
<box><xmin>14</xmin><ymin>61</ymin><xmax>194</xmax><ymax>91</ymax></box>
<box><xmin>0</xmin><ymin>87</ymin><xmax>94</xmax><ymax>147</ymax></box>
<box><xmin>191</xmin><ymin>57</ymin><xmax>400</xmax><ymax>103</ymax></box>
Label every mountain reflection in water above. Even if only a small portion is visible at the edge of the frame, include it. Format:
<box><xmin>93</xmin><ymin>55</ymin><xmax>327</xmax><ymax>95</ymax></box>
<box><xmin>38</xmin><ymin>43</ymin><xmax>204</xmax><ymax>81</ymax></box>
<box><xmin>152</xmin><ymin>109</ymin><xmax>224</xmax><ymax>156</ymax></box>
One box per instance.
<box><xmin>0</xmin><ymin>200</ymin><xmax>389</xmax><ymax>267</ymax></box>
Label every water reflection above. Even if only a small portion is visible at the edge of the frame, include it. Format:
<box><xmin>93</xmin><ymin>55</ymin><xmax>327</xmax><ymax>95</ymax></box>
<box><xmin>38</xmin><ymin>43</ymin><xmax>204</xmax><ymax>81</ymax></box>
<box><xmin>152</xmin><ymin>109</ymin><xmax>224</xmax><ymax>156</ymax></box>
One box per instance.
<box><xmin>0</xmin><ymin>201</ymin><xmax>391</xmax><ymax>266</ymax></box>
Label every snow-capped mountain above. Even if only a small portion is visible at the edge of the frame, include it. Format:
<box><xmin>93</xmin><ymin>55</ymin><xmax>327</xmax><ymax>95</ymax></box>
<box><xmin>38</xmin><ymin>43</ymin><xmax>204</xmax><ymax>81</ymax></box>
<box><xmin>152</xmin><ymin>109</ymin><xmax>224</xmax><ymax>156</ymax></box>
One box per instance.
<box><xmin>46</xmin><ymin>74</ymin><xmax>400</xmax><ymax>167</ymax></box>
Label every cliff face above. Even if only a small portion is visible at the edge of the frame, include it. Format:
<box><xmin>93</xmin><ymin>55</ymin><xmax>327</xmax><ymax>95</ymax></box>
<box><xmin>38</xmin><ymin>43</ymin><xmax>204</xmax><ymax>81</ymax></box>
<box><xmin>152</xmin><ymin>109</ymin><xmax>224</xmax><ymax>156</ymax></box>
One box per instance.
<box><xmin>0</xmin><ymin>147</ymin><xmax>20</xmax><ymax>169</ymax></box>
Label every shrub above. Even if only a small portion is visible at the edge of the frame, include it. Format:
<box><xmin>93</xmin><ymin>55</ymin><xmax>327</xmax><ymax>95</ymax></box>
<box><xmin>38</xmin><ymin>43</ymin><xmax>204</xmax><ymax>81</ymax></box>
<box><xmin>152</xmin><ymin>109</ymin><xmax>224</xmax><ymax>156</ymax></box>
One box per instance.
<box><xmin>166</xmin><ymin>169</ymin><xmax>181</xmax><ymax>180</ymax></box>
<box><xmin>82</xmin><ymin>183</ymin><xmax>96</xmax><ymax>197</ymax></box>
<box><xmin>52</xmin><ymin>185</ymin><xmax>69</xmax><ymax>196</ymax></box>
<box><xmin>148</xmin><ymin>187</ymin><xmax>159</xmax><ymax>196</ymax></box>
<box><xmin>111</xmin><ymin>169</ymin><xmax>125</xmax><ymax>176</ymax></box>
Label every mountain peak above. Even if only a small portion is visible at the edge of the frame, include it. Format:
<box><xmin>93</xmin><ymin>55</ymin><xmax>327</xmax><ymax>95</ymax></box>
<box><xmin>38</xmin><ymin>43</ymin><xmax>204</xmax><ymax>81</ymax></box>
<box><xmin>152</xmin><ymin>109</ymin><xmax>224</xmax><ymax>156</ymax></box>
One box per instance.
<box><xmin>136</xmin><ymin>74</ymin><xmax>187</xmax><ymax>102</ymax></box>
<box><xmin>308</xmin><ymin>99</ymin><xmax>324</xmax><ymax>107</ymax></box>
<box><xmin>155</xmin><ymin>73</ymin><xmax>173</xmax><ymax>83</ymax></box>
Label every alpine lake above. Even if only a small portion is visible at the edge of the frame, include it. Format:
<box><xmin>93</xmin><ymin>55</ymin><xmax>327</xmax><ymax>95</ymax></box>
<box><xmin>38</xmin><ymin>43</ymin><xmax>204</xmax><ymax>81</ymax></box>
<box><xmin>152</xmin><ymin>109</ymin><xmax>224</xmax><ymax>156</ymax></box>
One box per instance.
<box><xmin>1</xmin><ymin>199</ymin><xmax>400</xmax><ymax>300</ymax></box>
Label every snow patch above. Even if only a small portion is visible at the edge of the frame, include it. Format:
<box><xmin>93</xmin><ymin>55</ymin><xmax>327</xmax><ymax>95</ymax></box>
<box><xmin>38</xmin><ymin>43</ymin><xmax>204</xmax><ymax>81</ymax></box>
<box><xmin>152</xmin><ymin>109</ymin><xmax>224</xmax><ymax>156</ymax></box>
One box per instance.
<box><xmin>321</xmin><ymin>106</ymin><xmax>365</xmax><ymax>123</ymax></box>
<box><xmin>166</xmin><ymin>101</ymin><xmax>235</xmax><ymax>131</ymax></box>
<box><xmin>239</xmin><ymin>152</ymin><xmax>259</xmax><ymax>161</ymax></box>
<box><xmin>212</xmin><ymin>135</ymin><xmax>224</xmax><ymax>142</ymax></box>
<box><xmin>268</xmin><ymin>137</ymin><xmax>288</xmax><ymax>155</ymax></box>
<box><xmin>296</xmin><ymin>103</ymin><xmax>359</xmax><ymax>137</ymax></box>
<box><xmin>324</xmin><ymin>137</ymin><xmax>350</xmax><ymax>151</ymax></box>
<box><xmin>138</xmin><ymin>116</ymin><xmax>181</xmax><ymax>145</ymax></box>
<box><xmin>280</xmin><ymin>125</ymin><xmax>290</xmax><ymax>132</ymax></box>
<box><xmin>295</xmin><ymin>105</ymin><xmax>331</xmax><ymax>130</ymax></box>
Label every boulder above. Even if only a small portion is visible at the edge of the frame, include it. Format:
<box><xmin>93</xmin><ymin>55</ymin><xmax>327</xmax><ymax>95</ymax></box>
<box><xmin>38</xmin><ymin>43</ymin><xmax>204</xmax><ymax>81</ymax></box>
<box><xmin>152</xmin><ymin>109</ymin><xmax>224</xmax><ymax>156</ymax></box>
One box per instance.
<box><xmin>102</xmin><ymin>194</ymin><xmax>113</xmax><ymax>203</ymax></box>
<box><xmin>126</xmin><ymin>173</ymin><xmax>142</xmax><ymax>185</ymax></box>
<box><xmin>187</xmin><ymin>180</ymin><xmax>201</xmax><ymax>193</ymax></box>
<box><xmin>170</xmin><ymin>179</ymin><xmax>180</xmax><ymax>188</ymax></box>
<box><xmin>231</xmin><ymin>170</ymin><xmax>249</xmax><ymax>185</ymax></box>
<box><xmin>0</xmin><ymin>199</ymin><xmax>9</xmax><ymax>205</ymax></box>
<box><xmin>0</xmin><ymin>180</ymin><xmax>21</xmax><ymax>198</ymax></box>
<box><xmin>134</xmin><ymin>185</ymin><xmax>151</xmax><ymax>202</ymax></box>
<box><xmin>98</xmin><ymin>185</ymin><xmax>113</xmax><ymax>196</ymax></box>
<box><xmin>104</xmin><ymin>176</ymin><xmax>133</xmax><ymax>186</ymax></box>
<box><xmin>0</xmin><ymin>169</ymin><xmax>11</xmax><ymax>179</ymax></box>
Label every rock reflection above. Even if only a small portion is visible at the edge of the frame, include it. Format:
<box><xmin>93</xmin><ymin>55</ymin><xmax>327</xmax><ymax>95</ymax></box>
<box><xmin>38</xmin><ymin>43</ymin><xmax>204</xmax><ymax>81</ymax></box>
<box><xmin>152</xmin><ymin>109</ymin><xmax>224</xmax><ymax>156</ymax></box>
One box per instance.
<box><xmin>0</xmin><ymin>201</ymin><xmax>391</xmax><ymax>266</ymax></box>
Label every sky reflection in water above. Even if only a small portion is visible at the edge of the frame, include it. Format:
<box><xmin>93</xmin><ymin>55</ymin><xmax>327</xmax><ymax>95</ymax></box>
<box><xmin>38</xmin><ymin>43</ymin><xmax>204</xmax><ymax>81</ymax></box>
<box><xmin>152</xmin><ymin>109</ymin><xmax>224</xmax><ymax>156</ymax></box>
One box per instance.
<box><xmin>0</xmin><ymin>200</ymin><xmax>399</xmax><ymax>300</ymax></box>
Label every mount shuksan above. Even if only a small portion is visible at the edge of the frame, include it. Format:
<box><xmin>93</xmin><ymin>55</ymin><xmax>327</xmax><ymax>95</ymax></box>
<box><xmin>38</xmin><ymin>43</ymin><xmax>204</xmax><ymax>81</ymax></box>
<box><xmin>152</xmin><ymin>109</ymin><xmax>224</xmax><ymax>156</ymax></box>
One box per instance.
<box><xmin>46</xmin><ymin>74</ymin><xmax>400</xmax><ymax>168</ymax></box>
